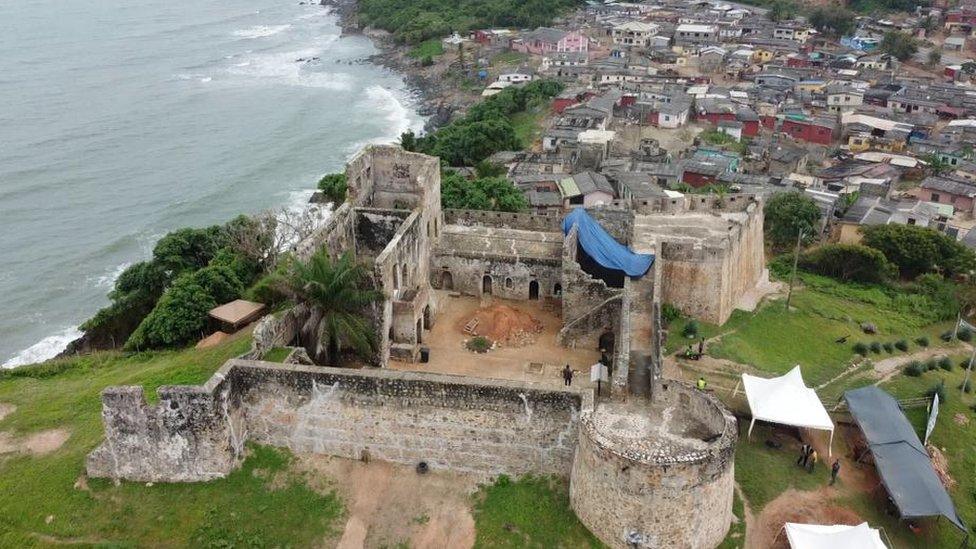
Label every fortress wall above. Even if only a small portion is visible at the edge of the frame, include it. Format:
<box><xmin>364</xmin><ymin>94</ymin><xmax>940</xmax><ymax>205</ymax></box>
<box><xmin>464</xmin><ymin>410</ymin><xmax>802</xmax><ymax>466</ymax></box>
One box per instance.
<box><xmin>570</xmin><ymin>382</ymin><xmax>737</xmax><ymax>549</ymax></box>
<box><xmin>87</xmin><ymin>360</ymin><xmax>586</xmax><ymax>482</ymax></box>
<box><xmin>444</xmin><ymin>209</ymin><xmax>562</xmax><ymax>232</ymax></box>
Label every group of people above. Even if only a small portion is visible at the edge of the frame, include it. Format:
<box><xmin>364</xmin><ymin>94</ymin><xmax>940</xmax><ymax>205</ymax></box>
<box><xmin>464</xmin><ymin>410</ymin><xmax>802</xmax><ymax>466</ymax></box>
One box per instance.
<box><xmin>797</xmin><ymin>443</ymin><xmax>842</xmax><ymax>485</ymax></box>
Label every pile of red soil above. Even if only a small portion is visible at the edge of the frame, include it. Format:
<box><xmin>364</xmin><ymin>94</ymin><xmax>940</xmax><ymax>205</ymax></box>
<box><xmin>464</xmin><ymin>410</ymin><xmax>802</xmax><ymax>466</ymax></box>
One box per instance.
<box><xmin>460</xmin><ymin>304</ymin><xmax>544</xmax><ymax>347</ymax></box>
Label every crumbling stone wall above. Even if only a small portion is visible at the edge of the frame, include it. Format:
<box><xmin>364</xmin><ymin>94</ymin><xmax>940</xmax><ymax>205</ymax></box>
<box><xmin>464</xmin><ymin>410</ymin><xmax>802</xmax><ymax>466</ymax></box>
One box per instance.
<box><xmin>444</xmin><ymin>209</ymin><xmax>561</xmax><ymax>232</ymax></box>
<box><xmin>87</xmin><ymin>360</ymin><xmax>585</xmax><ymax>482</ymax></box>
<box><xmin>570</xmin><ymin>382</ymin><xmax>737</xmax><ymax>549</ymax></box>
<box><xmin>86</xmin><ymin>367</ymin><xmax>246</xmax><ymax>482</ymax></box>
<box><xmin>432</xmin><ymin>225</ymin><xmax>563</xmax><ymax>300</ymax></box>
<box><xmin>292</xmin><ymin>202</ymin><xmax>355</xmax><ymax>262</ymax></box>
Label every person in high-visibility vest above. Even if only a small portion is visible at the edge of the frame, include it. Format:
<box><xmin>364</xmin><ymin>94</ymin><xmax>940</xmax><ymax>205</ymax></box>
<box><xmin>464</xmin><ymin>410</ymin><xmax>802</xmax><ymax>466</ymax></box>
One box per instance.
<box><xmin>697</xmin><ymin>376</ymin><xmax>707</xmax><ymax>390</ymax></box>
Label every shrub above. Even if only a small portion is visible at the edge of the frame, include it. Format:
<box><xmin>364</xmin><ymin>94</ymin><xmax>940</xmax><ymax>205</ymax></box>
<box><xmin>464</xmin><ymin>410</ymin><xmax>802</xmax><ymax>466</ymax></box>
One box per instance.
<box><xmin>925</xmin><ymin>381</ymin><xmax>947</xmax><ymax>403</ymax></box>
<box><xmin>683</xmin><ymin>320</ymin><xmax>700</xmax><ymax>339</ymax></box>
<box><xmin>882</xmin><ymin>342</ymin><xmax>894</xmax><ymax>353</ymax></box>
<box><xmin>764</xmin><ymin>192</ymin><xmax>821</xmax><ymax>249</ymax></box>
<box><xmin>938</xmin><ymin>356</ymin><xmax>953</xmax><ymax>371</ymax></box>
<box><xmin>960</xmin><ymin>328</ymin><xmax>973</xmax><ymax>342</ymax></box>
<box><xmin>661</xmin><ymin>303</ymin><xmax>682</xmax><ymax>324</ymax></box>
<box><xmin>903</xmin><ymin>361</ymin><xmax>924</xmax><ymax>377</ymax></box>
<box><xmin>960</xmin><ymin>380</ymin><xmax>972</xmax><ymax>393</ymax></box>
<box><xmin>466</xmin><ymin>336</ymin><xmax>493</xmax><ymax>353</ymax></box>
<box><xmin>961</xmin><ymin>358</ymin><xmax>973</xmax><ymax>370</ymax></box>
<box><xmin>941</xmin><ymin>330</ymin><xmax>955</xmax><ymax>342</ymax></box>
<box><xmin>861</xmin><ymin>223</ymin><xmax>976</xmax><ymax>278</ymax></box>
<box><xmin>895</xmin><ymin>339</ymin><xmax>909</xmax><ymax>352</ymax></box>
<box><xmin>420</xmin><ymin>55</ymin><xmax>434</xmax><ymax>67</ymax></box>
<box><xmin>853</xmin><ymin>342</ymin><xmax>869</xmax><ymax>356</ymax></box>
<box><xmin>869</xmin><ymin>341</ymin><xmax>882</xmax><ymax>354</ymax></box>
<box><xmin>798</xmin><ymin>243</ymin><xmax>896</xmax><ymax>283</ymax></box>
<box><xmin>925</xmin><ymin>358</ymin><xmax>938</xmax><ymax>371</ymax></box>
<box><xmin>915</xmin><ymin>336</ymin><xmax>930</xmax><ymax>347</ymax></box>
<box><xmin>317</xmin><ymin>173</ymin><xmax>347</xmax><ymax>204</ymax></box>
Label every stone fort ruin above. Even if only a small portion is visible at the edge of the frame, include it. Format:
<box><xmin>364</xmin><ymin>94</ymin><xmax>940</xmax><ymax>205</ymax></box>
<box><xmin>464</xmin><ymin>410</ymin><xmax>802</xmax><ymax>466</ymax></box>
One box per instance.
<box><xmin>88</xmin><ymin>145</ymin><xmax>765</xmax><ymax>548</ymax></box>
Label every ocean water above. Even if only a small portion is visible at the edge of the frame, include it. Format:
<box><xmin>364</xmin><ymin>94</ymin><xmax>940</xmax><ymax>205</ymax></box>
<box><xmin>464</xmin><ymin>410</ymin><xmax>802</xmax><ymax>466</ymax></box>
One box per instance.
<box><xmin>0</xmin><ymin>0</ymin><xmax>424</xmax><ymax>366</ymax></box>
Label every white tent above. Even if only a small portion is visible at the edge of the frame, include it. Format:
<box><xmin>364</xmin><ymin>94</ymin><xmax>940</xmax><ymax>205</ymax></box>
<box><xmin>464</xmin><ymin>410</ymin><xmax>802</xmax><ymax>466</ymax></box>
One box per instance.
<box><xmin>784</xmin><ymin>522</ymin><xmax>888</xmax><ymax>549</ymax></box>
<box><xmin>740</xmin><ymin>366</ymin><xmax>835</xmax><ymax>455</ymax></box>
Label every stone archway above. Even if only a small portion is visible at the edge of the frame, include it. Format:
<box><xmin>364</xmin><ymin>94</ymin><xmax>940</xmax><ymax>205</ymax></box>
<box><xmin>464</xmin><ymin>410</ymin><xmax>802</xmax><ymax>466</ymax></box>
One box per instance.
<box><xmin>441</xmin><ymin>270</ymin><xmax>453</xmax><ymax>291</ymax></box>
<box><xmin>482</xmin><ymin>275</ymin><xmax>493</xmax><ymax>295</ymax></box>
<box><xmin>529</xmin><ymin>280</ymin><xmax>540</xmax><ymax>300</ymax></box>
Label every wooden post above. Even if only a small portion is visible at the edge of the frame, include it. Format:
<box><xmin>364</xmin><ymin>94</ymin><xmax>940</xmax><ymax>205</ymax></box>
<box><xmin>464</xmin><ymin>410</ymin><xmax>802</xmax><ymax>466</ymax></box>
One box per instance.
<box><xmin>785</xmin><ymin>228</ymin><xmax>804</xmax><ymax>311</ymax></box>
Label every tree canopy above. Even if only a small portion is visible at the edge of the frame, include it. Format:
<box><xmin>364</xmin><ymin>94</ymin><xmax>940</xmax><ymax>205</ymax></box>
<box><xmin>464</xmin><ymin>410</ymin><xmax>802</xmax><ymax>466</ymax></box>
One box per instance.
<box><xmin>357</xmin><ymin>0</ymin><xmax>581</xmax><ymax>44</ymax></box>
<box><xmin>861</xmin><ymin>224</ymin><xmax>976</xmax><ymax>279</ymax></box>
<box><xmin>764</xmin><ymin>191</ymin><xmax>822</xmax><ymax>248</ymax></box>
<box><xmin>317</xmin><ymin>173</ymin><xmax>347</xmax><ymax>205</ymax></box>
<box><xmin>404</xmin><ymin>79</ymin><xmax>564</xmax><ymax>167</ymax></box>
<box><xmin>278</xmin><ymin>250</ymin><xmax>382</xmax><ymax>366</ymax></box>
<box><xmin>808</xmin><ymin>7</ymin><xmax>855</xmax><ymax>37</ymax></box>
<box><xmin>799</xmin><ymin>243</ymin><xmax>896</xmax><ymax>283</ymax></box>
<box><xmin>880</xmin><ymin>31</ymin><xmax>918</xmax><ymax>61</ymax></box>
<box><xmin>441</xmin><ymin>171</ymin><xmax>528</xmax><ymax>212</ymax></box>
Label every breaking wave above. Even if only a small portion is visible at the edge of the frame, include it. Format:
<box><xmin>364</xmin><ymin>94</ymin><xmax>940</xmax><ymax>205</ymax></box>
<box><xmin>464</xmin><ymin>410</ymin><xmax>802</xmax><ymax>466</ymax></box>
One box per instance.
<box><xmin>3</xmin><ymin>327</ymin><xmax>84</xmax><ymax>369</ymax></box>
<box><xmin>233</xmin><ymin>24</ymin><xmax>291</xmax><ymax>39</ymax></box>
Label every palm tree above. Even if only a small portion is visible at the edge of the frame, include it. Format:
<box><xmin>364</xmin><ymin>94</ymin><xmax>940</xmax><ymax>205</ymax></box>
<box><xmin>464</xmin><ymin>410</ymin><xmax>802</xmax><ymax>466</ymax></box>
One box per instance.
<box><xmin>282</xmin><ymin>249</ymin><xmax>381</xmax><ymax>366</ymax></box>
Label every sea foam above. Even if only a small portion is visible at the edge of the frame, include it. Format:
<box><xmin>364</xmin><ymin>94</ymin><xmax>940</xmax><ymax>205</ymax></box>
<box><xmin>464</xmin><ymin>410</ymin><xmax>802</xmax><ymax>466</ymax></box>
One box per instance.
<box><xmin>232</xmin><ymin>24</ymin><xmax>291</xmax><ymax>39</ymax></box>
<box><xmin>3</xmin><ymin>327</ymin><xmax>84</xmax><ymax>369</ymax></box>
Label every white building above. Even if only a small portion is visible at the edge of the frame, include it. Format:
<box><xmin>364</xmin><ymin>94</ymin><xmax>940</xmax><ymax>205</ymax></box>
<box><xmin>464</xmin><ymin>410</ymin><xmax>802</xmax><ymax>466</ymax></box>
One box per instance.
<box><xmin>611</xmin><ymin>21</ymin><xmax>661</xmax><ymax>47</ymax></box>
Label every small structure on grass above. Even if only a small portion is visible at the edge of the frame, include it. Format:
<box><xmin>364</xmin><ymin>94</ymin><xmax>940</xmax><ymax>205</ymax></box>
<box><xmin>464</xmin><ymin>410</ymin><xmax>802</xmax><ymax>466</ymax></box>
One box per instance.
<box><xmin>209</xmin><ymin>299</ymin><xmax>266</xmax><ymax>333</ymax></box>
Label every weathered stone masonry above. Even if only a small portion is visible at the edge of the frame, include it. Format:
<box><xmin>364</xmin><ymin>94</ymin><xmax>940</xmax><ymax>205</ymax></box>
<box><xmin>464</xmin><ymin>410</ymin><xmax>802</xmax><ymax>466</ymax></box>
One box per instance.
<box><xmin>88</xmin><ymin>360</ymin><xmax>587</xmax><ymax>481</ymax></box>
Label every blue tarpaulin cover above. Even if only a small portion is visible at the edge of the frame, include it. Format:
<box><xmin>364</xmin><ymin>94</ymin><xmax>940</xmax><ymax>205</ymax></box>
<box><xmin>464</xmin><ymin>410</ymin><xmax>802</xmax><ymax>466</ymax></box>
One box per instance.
<box><xmin>562</xmin><ymin>208</ymin><xmax>654</xmax><ymax>277</ymax></box>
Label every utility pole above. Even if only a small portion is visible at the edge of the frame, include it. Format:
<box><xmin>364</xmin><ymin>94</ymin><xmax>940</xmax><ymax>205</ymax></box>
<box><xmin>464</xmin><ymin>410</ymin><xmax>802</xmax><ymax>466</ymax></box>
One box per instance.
<box><xmin>963</xmin><ymin>344</ymin><xmax>976</xmax><ymax>394</ymax></box>
<box><xmin>785</xmin><ymin>227</ymin><xmax>804</xmax><ymax>311</ymax></box>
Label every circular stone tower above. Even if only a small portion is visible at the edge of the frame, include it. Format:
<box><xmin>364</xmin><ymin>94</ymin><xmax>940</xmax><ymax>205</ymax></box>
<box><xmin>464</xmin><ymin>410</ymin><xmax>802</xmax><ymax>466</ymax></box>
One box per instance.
<box><xmin>570</xmin><ymin>381</ymin><xmax>738</xmax><ymax>549</ymax></box>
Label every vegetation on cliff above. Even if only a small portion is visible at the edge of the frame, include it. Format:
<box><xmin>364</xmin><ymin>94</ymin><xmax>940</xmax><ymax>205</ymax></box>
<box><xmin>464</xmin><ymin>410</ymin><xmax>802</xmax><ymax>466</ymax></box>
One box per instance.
<box><xmin>401</xmin><ymin>79</ymin><xmax>564</xmax><ymax>167</ymax></box>
<box><xmin>357</xmin><ymin>0</ymin><xmax>582</xmax><ymax>44</ymax></box>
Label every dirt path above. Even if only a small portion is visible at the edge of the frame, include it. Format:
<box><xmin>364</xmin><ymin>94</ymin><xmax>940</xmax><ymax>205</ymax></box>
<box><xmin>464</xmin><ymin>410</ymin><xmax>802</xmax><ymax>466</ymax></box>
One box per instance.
<box><xmin>297</xmin><ymin>456</ymin><xmax>477</xmax><ymax>549</ymax></box>
<box><xmin>734</xmin><ymin>483</ymin><xmax>758</xmax><ymax>549</ymax></box>
<box><xmin>873</xmin><ymin>343</ymin><xmax>971</xmax><ymax>382</ymax></box>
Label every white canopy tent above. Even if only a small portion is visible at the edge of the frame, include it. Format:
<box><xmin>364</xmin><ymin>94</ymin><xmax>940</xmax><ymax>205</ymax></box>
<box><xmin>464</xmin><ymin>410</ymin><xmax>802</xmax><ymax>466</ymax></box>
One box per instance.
<box><xmin>784</xmin><ymin>522</ymin><xmax>888</xmax><ymax>549</ymax></box>
<box><xmin>740</xmin><ymin>366</ymin><xmax>835</xmax><ymax>456</ymax></box>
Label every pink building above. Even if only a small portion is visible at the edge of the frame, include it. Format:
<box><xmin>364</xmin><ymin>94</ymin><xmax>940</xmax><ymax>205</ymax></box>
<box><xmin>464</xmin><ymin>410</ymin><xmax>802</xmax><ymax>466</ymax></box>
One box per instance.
<box><xmin>511</xmin><ymin>27</ymin><xmax>588</xmax><ymax>55</ymax></box>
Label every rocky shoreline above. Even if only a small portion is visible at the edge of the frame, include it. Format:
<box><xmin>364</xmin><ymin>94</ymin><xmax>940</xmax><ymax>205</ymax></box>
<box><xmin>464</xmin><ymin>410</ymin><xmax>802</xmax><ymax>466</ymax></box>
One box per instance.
<box><xmin>320</xmin><ymin>0</ymin><xmax>465</xmax><ymax>131</ymax></box>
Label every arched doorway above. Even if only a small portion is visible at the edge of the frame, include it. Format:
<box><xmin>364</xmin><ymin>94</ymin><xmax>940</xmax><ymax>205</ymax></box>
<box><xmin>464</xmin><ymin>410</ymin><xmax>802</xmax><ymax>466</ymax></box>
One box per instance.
<box><xmin>423</xmin><ymin>305</ymin><xmax>432</xmax><ymax>330</ymax></box>
<box><xmin>482</xmin><ymin>275</ymin><xmax>493</xmax><ymax>295</ymax></box>
<box><xmin>416</xmin><ymin>318</ymin><xmax>423</xmax><ymax>344</ymax></box>
<box><xmin>553</xmin><ymin>283</ymin><xmax>562</xmax><ymax>297</ymax></box>
<box><xmin>441</xmin><ymin>270</ymin><xmax>453</xmax><ymax>290</ymax></box>
<box><xmin>529</xmin><ymin>280</ymin><xmax>539</xmax><ymax>300</ymax></box>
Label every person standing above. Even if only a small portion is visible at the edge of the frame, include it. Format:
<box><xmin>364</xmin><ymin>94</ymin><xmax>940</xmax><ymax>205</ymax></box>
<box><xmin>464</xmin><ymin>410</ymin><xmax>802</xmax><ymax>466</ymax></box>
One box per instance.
<box><xmin>797</xmin><ymin>443</ymin><xmax>811</xmax><ymax>467</ymax></box>
<box><xmin>807</xmin><ymin>449</ymin><xmax>819</xmax><ymax>474</ymax></box>
<box><xmin>697</xmin><ymin>376</ymin><xmax>707</xmax><ymax>390</ymax></box>
<box><xmin>698</xmin><ymin>337</ymin><xmax>705</xmax><ymax>356</ymax></box>
<box><xmin>830</xmin><ymin>459</ymin><xmax>841</xmax><ymax>485</ymax></box>
<box><xmin>563</xmin><ymin>364</ymin><xmax>573</xmax><ymax>386</ymax></box>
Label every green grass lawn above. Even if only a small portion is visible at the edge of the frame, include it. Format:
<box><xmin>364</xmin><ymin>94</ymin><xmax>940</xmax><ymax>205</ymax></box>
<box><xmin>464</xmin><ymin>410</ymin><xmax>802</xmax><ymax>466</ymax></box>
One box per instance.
<box><xmin>407</xmin><ymin>38</ymin><xmax>444</xmax><ymax>59</ymax></box>
<box><xmin>510</xmin><ymin>108</ymin><xmax>548</xmax><ymax>148</ymax></box>
<box><xmin>262</xmin><ymin>346</ymin><xmax>292</xmax><ymax>363</ymax></box>
<box><xmin>472</xmin><ymin>475</ymin><xmax>604</xmax><ymax>548</ymax></box>
<box><xmin>734</xmin><ymin>423</ymin><xmax>832</xmax><ymax>510</ymax></box>
<box><xmin>0</xmin><ymin>334</ymin><xmax>345</xmax><ymax>546</ymax></box>
<box><xmin>705</xmin><ymin>272</ymin><xmax>956</xmax><ymax>386</ymax></box>
<box><xmin>490</xmin><ymin>51</ymin><xmax>528</xmax><ymax>66</ymax></box>
<box><xmin>717</xmin><ymin>490</ymin><xmax>746</xmax><ymax>549</ymax></box>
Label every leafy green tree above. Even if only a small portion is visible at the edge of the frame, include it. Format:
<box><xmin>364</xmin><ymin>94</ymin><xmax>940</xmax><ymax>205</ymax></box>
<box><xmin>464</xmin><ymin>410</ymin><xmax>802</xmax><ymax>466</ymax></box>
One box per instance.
<box><xmin>861</xmin><ymin>224</ymin><xmax>976</xmax><ymax>278</ymax></box>
<box><xmin>317</xmin><ymin>173</ymin><xmax>348</xmax><ymax>204</ymax></box>
<box><xmin>768</xmin><ymin>0</ymin><xmax>797</xmax><ymax>21</ymax></box>
<box><xmin>927</xmin><ymin>49</ymin><xmax>941</xmax><ymax>66</ymax></box>
<box><xmin>764</xmin><ymin>192</ymin><xmax>821</xmax><ymax>248</ymax></box>
<box><xmin>441</xmin><ymin>171</ymin><xmax>527</xmax><ymax>212</ymax></box>
<box><xmin>152</xmin><ymin>226</ymin><xmax>225</xmax><ymax>276</ymax></box>
<box><xmin>798</xmin><ymin>244</ymin><xmax>896</xmax><ymax>283</ymax></box>
<box><xmin>808</xmin><ymin>7</ymin><xmax>855</xmax><ymax>37</ymax></box>
<box><xmin>279</xmin><ymin>250</ymin><xmax>382</xmax><ymax>366</ymax></box>
<box><xmin>125</xmin><ymin>274</ymin><xmax>218</xmax><ymax>350</ymax></box>
<box><xmin>880</xmin><ymin>31</ymin><xmax>918</xmax><ymax>61</ymax></box>
<box><xmin>400</xmin><ymin>130</ymin><xmax>418</xmax><ymax>152</ymax></box>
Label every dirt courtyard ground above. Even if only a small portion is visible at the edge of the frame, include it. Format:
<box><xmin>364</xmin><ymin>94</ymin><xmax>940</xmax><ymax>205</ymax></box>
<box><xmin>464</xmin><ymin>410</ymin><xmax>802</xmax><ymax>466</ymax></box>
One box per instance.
<box><xmin>299</xmin><ymin>455</ymin><xmax>479</xmax><ymax>549</ymax></box>
<box><xmin>390</xmin><ymin>293</ymin><xmax>602</xmax><ymax>390</ymax></box>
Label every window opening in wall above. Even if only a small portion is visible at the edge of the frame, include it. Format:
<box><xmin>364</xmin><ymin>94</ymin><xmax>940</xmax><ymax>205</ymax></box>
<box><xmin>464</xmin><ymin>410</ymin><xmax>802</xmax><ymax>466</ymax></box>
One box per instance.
<box><xmin>505</xmin><ymin>277</ymin><xmax>514</xmax><ymax>289</ymax></box>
